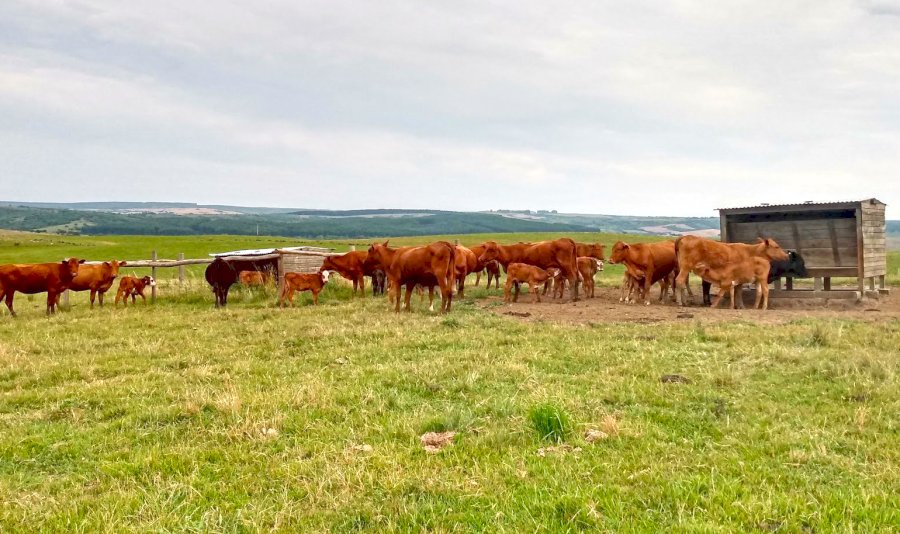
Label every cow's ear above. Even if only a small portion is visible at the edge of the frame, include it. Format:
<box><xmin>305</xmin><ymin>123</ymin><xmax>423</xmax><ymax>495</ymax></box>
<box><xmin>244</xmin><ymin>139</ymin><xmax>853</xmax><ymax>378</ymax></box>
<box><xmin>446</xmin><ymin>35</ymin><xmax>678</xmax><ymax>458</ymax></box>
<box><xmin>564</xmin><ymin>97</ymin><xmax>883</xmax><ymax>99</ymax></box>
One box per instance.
<box><xmin>103</xmin><ymin>262</ymin><xmax>110</xmax><ymax>267</ymax></box>
<box><xmin>383</xmin><ymin>240</ymin><xmax>390</xmax><ymax>246</ymax></box>
<box><xmin>120</xmin><ymin>260</ymin><xmax>127</xmax><ymax>266</ymax></box>
<box><xmin>79</xmin><ymin>259</ymin><xmax>86</xmax><ymax>264</ymax></box>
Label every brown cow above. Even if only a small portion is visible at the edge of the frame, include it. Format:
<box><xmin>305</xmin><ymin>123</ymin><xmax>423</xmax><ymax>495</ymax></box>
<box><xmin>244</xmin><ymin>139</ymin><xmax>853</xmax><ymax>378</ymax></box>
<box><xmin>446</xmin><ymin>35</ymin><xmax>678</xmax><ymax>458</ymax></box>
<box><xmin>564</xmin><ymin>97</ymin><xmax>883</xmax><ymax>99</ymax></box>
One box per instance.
<box><xmin>67</xmin><ymin>260</ymin><xmax>127</xmax><ymax>307</ymax></box>
<box><xmin>477</xmin><ymin>239</ymin><xmax>579</xmax><ymax>301</ymax></box>
<box><xmin>693</xmin><ymin>258</ymin><xmax>771</xmax><ymax>309</ymax></box>
<box><xmin>239</xmin><ymin>270</ymin><xmax>271</xmax><ymax>286</ymax></box>
<box><xmin>279</xmin><ymin>270</ymin><xmax>330</xmax><ymax>307</ymax></box>
<box><xmin>454</xmin><ymin>245</ymin><xmax>478</xmax><ymax>297</ymax></box>
<box><xmin>673</xmin><ymin>236</ymin><xmax>788</xmax><ymax>307</ymax></box>
<box><xmin>366</xmin><ymin>241</ymin><xmax>455</xmax><ymax>313</ymax></box>
<box><xmin>115</xmin><ymin>275</ymin><xmax>156</xmax><ymax>306</ymax></box>
<box><xmin>320</xmin><ymin>251</ymin><xmax>369</xmax><ymax>297</ymax></box>
<box><xmin>577</xmin><ymin>257</ymin><xmax>603</xmax><ymax>298</ymax></box>
<box><xmin>0</xmin><ymin>258</ymin><xmax>85</xmax><ymax>316</ymax></box>
<box><xmin>505</xmin><ymin>263</ymin><xmax>558</xmax><ymax>303</ymax></box>
<box><xmin>609</xmin><ymin>240</ymin><xmax>681</xmax><ymax>305</ymax></box>
<box><xmin>576</xmin><ymin>242</ymin><xmax>606</xmax><ymax>261</ymax></box>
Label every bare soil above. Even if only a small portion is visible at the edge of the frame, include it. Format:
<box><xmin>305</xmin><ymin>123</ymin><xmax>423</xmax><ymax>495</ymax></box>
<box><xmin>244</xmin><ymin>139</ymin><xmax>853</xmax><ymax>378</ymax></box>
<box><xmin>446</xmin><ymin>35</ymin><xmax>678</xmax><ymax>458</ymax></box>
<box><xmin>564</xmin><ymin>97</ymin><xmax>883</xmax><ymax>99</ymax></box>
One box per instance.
<box><xmin>481</xmin><ymin>286</ymin><xmax>900</xmax><ymax>325</ymax></box>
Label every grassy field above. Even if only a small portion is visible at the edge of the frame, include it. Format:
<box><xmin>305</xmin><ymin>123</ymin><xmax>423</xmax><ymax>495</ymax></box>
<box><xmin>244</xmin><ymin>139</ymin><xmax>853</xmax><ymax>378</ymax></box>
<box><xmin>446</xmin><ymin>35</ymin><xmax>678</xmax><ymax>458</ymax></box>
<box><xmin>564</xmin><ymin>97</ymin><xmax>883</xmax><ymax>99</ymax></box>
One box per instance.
<box><xmin>1</xmin><ymin>232</ymin><xmax>899</xmax><ymax>531</ymax></box>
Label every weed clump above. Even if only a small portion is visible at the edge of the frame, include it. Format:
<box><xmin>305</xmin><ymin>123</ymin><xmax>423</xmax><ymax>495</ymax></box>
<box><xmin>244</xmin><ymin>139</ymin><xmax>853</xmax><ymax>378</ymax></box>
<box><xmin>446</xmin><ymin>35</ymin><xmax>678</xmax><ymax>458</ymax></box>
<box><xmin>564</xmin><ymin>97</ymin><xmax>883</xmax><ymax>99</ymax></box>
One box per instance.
<box><xmin>806</xmin><ymin>324</ymin><xmax>830</xmax><ymax>347</ymax></box>
<box><xmin>529</xmin><ymin>403</ymin><xmax>572</xmax><ymax>443</ymax></box>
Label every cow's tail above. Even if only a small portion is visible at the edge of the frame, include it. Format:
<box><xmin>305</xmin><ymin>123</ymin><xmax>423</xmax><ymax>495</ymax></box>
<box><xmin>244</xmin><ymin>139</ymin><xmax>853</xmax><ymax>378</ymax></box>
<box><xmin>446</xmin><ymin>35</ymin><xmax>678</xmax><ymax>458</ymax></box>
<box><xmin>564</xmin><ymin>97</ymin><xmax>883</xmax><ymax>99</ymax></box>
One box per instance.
<box><xmin>674</xmin><ymin>236</ymin><xmax>683</xmax><ymax>262</ymax></box>
<box><xmin>446</xmin><ymin>243</ymin><xmax>456</xmax><ymax>294</ymax></box>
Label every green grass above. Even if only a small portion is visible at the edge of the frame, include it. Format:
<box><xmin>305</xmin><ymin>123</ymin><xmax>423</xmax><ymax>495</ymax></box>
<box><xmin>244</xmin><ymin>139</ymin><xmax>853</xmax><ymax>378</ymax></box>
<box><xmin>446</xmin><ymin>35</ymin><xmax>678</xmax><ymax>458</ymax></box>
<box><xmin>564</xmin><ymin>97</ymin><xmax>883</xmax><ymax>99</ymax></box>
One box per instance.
<box><xmin>0</xmin><ymin>232</ymin><xmax>898</xmax><ymax>531</ymax></box>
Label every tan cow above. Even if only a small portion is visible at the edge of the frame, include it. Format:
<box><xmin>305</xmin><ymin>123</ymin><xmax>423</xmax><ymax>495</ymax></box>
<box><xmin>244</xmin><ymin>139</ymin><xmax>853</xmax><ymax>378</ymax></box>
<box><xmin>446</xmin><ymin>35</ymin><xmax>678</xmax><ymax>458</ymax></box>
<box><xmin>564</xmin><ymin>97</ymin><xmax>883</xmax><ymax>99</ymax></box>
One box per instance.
<box><xmin>280</xmin><ymin>271</ymin><xmax>330</xmax><ymax>307</ymax></box>
<box><xmin>68</xmin><ymin>260</ymin><xmax>127</xmax><ymax>307</ymax></box>
<box><xmin>674</xmin><ymin>236</ymin><xmax>788</xmax><ymax>306</ymax></box>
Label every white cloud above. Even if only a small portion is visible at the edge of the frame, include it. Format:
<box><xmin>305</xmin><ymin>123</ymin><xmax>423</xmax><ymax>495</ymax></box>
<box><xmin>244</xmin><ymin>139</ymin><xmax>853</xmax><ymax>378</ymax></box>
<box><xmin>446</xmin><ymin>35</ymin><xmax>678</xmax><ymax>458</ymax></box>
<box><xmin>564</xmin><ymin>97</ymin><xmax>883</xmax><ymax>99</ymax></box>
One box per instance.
<box><xmin>0</xmin><ymin>0</ymin><xmax>898</xmax><ymax>215</ymax></box>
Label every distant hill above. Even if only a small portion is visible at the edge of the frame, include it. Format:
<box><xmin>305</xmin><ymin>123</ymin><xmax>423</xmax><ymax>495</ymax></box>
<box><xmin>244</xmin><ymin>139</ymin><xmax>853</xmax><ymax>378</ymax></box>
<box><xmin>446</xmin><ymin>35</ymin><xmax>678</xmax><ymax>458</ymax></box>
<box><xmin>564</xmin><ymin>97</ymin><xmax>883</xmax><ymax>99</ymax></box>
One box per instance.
<box><xmin>0</xmin><ymin>202</ymin><xmax>895</xmax><ymax>241</ymax></box>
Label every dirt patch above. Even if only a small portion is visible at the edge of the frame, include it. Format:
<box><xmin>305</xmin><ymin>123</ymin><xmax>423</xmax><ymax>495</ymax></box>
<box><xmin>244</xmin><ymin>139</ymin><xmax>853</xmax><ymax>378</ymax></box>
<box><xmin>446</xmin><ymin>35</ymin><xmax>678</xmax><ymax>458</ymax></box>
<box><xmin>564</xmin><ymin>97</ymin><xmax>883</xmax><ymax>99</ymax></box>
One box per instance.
<box><xmin>481</xmin><ymin>286</ymin><xmax>900</xmax><ymax>326</ymax></box>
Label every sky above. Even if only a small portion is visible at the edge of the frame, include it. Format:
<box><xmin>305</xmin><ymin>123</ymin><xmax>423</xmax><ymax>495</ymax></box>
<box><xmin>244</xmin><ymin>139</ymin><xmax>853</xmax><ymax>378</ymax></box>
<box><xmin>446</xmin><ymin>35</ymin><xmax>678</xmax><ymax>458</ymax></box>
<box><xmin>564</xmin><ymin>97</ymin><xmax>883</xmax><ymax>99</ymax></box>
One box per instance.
<box><xmin>1</xmin><ymin>1</ymin><xmax>898</xmax><ymax>216</ymax></box>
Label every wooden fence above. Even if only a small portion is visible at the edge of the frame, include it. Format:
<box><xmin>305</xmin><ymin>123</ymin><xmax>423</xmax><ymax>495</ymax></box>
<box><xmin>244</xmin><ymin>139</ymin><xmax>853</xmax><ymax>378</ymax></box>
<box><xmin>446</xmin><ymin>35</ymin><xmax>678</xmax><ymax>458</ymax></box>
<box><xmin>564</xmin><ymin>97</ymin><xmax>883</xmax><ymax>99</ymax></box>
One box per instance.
<box><xmin>67</xmin><ymin>248</ymin><xmax>344</xmax><ymax>304</ymax></box>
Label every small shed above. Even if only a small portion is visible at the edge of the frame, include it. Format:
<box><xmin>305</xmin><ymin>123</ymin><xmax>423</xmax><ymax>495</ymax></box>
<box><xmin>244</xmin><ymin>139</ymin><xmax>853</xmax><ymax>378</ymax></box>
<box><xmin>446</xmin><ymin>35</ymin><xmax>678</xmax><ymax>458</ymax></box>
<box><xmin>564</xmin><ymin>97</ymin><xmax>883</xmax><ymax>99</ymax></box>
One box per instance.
<box><xmin>717</xmin><ymin>198</ymin><xmax>888</xmax><ymax>298</ymax></box>
<box><xmin>210</xmin><ymin>245</ymin><xmax>338</xmax><ymax>281</ymax></box>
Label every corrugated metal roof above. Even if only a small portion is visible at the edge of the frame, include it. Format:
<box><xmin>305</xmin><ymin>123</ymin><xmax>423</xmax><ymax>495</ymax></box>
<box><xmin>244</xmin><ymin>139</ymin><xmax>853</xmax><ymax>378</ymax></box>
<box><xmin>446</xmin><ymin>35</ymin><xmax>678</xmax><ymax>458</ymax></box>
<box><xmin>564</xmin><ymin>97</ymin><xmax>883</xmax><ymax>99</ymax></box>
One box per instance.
<box><xmin>210</xmin><ymin>246</ymin><xmax>333</xmax><ymax>257</ymax></box>
<box><xmin>717</xmin><ymin>198</ymin><xmax>884</xmax><ymax>211</ymax></box>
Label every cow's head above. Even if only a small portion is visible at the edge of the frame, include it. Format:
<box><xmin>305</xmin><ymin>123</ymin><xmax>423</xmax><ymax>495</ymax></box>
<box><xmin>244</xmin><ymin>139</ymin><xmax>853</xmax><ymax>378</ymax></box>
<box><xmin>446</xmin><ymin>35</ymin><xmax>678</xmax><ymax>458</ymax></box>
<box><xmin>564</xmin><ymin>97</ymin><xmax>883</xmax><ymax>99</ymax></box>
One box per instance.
<box><xmin>786</xmin><ymin>251</ymin><xmax>809</xmax><ymax>278</ymax></box>
<box><xmin>757</xmin><ymin>238</ymin><xmax>789</xmax><ymax>261</ymax></box>
<box><xmin>693</xmin><ymin>262</ymin><xmax>712</xmax><ymax>278</ymax></box>
<box><xmin>62</xmin><ymin>258</ymin><xmax>85</xmax><ymax>278</ymax></box>
<box><xmin>321</xmin><ymin>270</ymin><xmax>331</xmax><ymax>283</ymax></box>
<box><xmin>320</xmin><ymin>256</ymin><xmax>337</xmax><ymax>272</ymax></box>
<box><xmin>365</xmin><ymin>241</ymin><xmax>391</xmax><ymax>271</ymax></box>
<box><xmin>477</xmin><ymin>241</ymin><xmax>500</xmax><ymax>264</ymax></box>
<box><xmin>142</xmin><ymin>276</ymin><xmax>156</xmax><ymax>287</ymax></box>
<box><xmin>609</xmin><ymin>241</ymin><xmax>629</xmax><ymax>264</ymax></box>
<box><xmin>595</xmin><ymin>259</ymin><xmax>605</xmax><ymax>271</ymax></box>
<box><xmin>105</xmin><ymin>260</ymin><xmax>127</xmax><ymax>279</ymax></box>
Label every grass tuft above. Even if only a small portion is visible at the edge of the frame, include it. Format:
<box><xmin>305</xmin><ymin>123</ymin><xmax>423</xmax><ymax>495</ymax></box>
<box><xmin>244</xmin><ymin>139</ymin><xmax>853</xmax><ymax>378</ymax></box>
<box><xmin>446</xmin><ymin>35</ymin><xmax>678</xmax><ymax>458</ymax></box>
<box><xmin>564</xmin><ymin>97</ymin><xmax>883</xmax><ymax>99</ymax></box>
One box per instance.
<box><xmin>529</xmin><ymin>403</ymin><xmax>572</xmax><ymax>443</ymax></box>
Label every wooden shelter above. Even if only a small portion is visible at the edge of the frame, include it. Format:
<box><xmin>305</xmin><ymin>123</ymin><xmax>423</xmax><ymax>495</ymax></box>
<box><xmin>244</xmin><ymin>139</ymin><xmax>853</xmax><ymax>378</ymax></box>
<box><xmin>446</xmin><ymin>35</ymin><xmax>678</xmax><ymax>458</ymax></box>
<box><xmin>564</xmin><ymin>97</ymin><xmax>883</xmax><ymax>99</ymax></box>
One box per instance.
<box><xmin>210</xmin><ymin>246</ymin><xmax>338</xmax><ymax>282</ymax></box>
<box><xmin>717</xmin><ymin>198</ymin><xmax>887</xmax><ymax>299</ymax></box>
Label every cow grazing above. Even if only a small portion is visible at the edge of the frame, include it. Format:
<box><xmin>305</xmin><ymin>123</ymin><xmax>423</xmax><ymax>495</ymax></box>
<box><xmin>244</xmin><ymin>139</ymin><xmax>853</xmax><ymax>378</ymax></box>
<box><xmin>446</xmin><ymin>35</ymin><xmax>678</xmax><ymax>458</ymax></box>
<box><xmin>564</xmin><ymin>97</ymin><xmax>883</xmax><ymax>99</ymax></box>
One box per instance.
<box><xmin>674</xmin><ymin>236</ymin><xmax>789</xmax><ymax>307</ymax></box>
<box><xmin>609</xmin><ymin>240</ymin><xmax>679</xmax><ymax>305</ymax></box>
<box><xmin>67</xmin><ymin>260</ymin><xmax>127</xmax><ymax>307</ymax></box>
<box><xmin>371</xmin><ymin>269</ymin><xmax>387</xmax><ymax>296</ymax></box>
<box><xmin>477</xmin><ymin>239</ymin><xmax>579</xmax><ymax>301</ymax></box>
<box><xmin>0</xmin><ymin>258</ymin><xmax>85</xmax><ymax>316</ymax></box>
<box><xmin>366</xmin><ymin>241</ymin><xmax>456</xmax><ymax>313</ymax></box>
<box><xmin>204</xmin><ymin>257</ymin><xmax>278</xmax><ymax>308</ymax></box>
<box><xmin>320</xmin><ymin>251</ymin><xmax>369</xmax><ymax>297</ymax></box>
<box><xmin>505</xmin><ymin>263</ymin><xmax>558</xmax><ymax>303</ymax></box>
<box><xmin>699</xmin><ymin>250</ymin><xmax>808</xmax><ymax>306</ymax></box>
<box><xmin>577</xmin><ymin>257</ymin><xmax>603</xmax><ymax>298</ymax></box>
<box><xmin>279</xmin><ymin>271</ymin><xmax>330</xmax><ymax>307</ymax></box>
<box><xmin>239</xmin><ymin>270</ymin><xmax>271</xmax><ymax>287</ymax></box>
<box><xmin>115</xmin><ymin>275</ymin><xmax>156</xmax><ymax>306</ymax></box>
<box><xmin>693</xmin><ymin>258</ymin><xmax>772</xmax><ymax>309</ymax></box>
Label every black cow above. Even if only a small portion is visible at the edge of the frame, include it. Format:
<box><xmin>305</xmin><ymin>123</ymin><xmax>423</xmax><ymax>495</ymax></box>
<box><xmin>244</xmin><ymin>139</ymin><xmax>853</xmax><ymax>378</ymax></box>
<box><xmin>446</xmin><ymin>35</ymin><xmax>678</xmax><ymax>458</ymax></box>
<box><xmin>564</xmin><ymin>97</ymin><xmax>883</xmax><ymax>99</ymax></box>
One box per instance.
<box><xmin>701</xmin><ymin>250</ymin><xmax>808</xmax><ymax>306</ymax></box>
<box><xmin>205</xmin><ymin>257</ymin><xmax>278</xmax><ymax>308</ymax></box>
<box><xmin>371</xmin><ymin>269</ymin><xmax>387</xmax><ymax>296</ymax></box>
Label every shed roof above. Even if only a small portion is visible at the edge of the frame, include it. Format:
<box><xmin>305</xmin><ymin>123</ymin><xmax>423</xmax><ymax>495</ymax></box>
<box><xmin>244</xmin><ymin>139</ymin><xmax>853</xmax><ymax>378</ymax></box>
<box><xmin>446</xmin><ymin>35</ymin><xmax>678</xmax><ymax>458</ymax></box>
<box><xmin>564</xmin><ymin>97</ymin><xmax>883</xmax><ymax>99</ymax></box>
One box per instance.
<box><xmin>717</xmin><ymin>198</ymin><xmax>884</xmax><ymax>212</ymax></box>
<box><xmin>210</xmin><ymin>245</ymin><xmax>333</xmax><ymax>257</ymax></box>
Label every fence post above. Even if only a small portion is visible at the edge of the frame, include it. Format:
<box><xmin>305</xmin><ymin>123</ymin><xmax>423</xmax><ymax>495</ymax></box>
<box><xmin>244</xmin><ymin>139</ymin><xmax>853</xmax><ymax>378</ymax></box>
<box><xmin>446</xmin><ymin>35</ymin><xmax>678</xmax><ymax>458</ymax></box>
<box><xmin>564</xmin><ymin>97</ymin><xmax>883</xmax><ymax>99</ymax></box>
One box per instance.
<box><xmin>151</xmin><ymin>250</ymin><xmax>158</xmax><ymax>303</ymax></box>
<box><xmin>178</xmin><ymin>253</ymin><xmax>185</xmax><ymax>283</ymax></box>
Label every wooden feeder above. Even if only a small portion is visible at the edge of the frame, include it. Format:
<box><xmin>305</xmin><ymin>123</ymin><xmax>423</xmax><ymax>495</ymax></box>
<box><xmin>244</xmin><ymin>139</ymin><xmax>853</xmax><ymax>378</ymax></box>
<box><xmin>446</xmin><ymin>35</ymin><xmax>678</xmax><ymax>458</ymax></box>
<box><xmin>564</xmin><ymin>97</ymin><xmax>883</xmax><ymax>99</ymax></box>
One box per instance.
<box><xmin>717</xmin><ymin>198</ymin><xmax>888</xmax><ymax>299</ymax></box>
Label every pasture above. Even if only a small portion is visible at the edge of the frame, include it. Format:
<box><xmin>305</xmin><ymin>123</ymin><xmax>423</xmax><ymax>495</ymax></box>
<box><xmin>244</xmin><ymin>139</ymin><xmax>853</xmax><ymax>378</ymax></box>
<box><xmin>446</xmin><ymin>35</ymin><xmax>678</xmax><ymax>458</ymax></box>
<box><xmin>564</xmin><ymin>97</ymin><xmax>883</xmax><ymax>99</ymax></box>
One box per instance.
<box><xmin>1</xmin><ymin>231</ymin><xmax>899</xmax><ymax>531</ymax></box>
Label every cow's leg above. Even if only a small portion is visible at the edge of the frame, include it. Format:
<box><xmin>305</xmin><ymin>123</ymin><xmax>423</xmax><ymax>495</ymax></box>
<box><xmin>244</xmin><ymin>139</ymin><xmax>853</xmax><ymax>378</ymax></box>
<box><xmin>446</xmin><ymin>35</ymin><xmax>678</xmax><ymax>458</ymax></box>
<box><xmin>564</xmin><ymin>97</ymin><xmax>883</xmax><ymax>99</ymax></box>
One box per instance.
<box><xmin>568</xmin><ymin>269</ymin><xmax>579</xmax><ymax>302</ymax></box>
<box><xmin>702</xmin><ymin>281</ymin><xmax>712</xmax><ymax>306</ymax></box>
<box><xmin>513</xmin><ymin>281</ymin><xmax>520</xmax><ymax>302</ymax></box>
<box><xmin>709</xmin><ymin>285</ymin><xmax>725</xmax><ymax>308</ymax></box>
<box><xmin>641</xmin><ymin>270</ymin><xmax>654</xmax><ymax>306</ymax></box>
<box><xmin>99</xmin><ymin>291</ymin><xmax>106</xmax><ymax>307</ymax></box>
<box><xmin>403</xmin><ymin>282</ymin><xmax>415</xmax><ymax>312</ymax></box>
<box><xmin>46</xmin><ymin>291</ymin><xmax>56</xmax><ymax>315</ymax></box>
<box><xmin>427</xmin><ymin>286</ymin><xmax>435</xmax><ymax>312</ymax></box>
<box><xmin>87</xmin><ymin>289</ymin><xmax>96</xmax><ymax>308</ymax></box>
<box><xmin>533</xmin><ymin>284</ymin><xmax>541</xmax><ymax>303</ymax></box>
<box><xmin>504</xmin><ymin>277</ymin><xmax>512</xmax><ymax>302</ymax></box>
<box><xmin>2</xmin><ymin>290</ymin><xmax>15</xmax><ymax>317</ymax></box>
<box><xmin>760</xmin><ymin>282</ymin><xmax>769</xmax><ymax>310</ymax></box>
<box><xmin>674</xmin><ymin>266</ymin><xmax>691</xmax><ymax>306</ymax></box>
<box><xmin>313</xmin><ymin>289</ymin><xmax>319</xmax><ymax>305</ymax></box>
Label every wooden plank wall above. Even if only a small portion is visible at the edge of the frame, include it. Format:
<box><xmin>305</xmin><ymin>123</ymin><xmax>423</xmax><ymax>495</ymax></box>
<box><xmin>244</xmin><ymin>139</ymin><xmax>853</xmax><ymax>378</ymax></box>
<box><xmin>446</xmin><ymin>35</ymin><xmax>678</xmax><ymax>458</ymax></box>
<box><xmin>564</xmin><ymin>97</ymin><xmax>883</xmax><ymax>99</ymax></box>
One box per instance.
<box><xmin>860</xmin><ymin>203</ymin><xmax>887</xmax><ymax>277</ymax></box>
<box><xmin>726</xmin><ymin>218</ymin><xmax>858</xmax><ymax>268</ymax></box>
<box><xmin>282</xmin><ymin>254</ymin><xmax>326</xmax><ymax>274</ymax></box>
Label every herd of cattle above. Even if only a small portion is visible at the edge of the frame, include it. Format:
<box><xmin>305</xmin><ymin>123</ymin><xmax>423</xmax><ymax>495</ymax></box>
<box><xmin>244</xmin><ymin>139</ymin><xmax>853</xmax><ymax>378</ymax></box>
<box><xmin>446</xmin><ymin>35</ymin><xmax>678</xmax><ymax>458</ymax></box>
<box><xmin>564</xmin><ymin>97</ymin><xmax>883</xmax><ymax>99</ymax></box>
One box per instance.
<box><xmin>0</xmin><ymin>235</ymin><xmax>808</xmax><ymax>316</ymax></box>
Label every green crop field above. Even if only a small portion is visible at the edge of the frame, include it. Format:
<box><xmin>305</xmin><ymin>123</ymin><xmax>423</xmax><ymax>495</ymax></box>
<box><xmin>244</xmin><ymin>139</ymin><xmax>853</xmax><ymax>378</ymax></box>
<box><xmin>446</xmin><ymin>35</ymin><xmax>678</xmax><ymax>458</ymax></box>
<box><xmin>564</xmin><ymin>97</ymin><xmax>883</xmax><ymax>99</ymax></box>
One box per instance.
<box><xmin>1</xmin><ymin>232</ymin><xmax>899</xmax><ymax>532</ymax></box>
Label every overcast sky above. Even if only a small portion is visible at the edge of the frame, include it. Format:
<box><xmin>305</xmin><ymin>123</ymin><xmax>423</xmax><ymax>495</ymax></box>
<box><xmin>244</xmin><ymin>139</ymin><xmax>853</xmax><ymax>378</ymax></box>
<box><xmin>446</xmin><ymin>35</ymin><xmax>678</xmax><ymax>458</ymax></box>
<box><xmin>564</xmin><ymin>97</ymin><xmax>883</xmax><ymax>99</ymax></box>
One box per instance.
<box><xmin>1</xmin><ymin>1</ymin><xmax>898</xmax><ymax>216</ymax></box>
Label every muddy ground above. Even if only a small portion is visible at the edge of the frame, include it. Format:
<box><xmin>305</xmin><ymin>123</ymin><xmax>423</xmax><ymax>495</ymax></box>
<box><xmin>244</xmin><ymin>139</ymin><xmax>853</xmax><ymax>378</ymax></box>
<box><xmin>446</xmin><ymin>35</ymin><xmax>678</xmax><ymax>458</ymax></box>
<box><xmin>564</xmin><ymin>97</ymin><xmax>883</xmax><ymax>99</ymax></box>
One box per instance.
<box><xmin>480</xmin><ymin>286</ymin><xmax>900</xmax><ymax>326</ymax></box>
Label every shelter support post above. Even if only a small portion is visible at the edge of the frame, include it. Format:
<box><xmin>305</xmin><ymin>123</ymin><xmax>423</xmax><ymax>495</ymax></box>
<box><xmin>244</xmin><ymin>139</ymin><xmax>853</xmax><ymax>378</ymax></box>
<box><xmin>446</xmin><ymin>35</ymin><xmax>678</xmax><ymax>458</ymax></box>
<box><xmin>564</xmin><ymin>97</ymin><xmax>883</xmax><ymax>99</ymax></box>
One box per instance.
<box><xmin>178</xmin><ymin>253</ymin><xmax>185</xmax><ymax>283</ymax></box>
<box><xmin>151</xmin><ymin>250</ymin><xmax>158</xmax><ymax>303</ymax></box>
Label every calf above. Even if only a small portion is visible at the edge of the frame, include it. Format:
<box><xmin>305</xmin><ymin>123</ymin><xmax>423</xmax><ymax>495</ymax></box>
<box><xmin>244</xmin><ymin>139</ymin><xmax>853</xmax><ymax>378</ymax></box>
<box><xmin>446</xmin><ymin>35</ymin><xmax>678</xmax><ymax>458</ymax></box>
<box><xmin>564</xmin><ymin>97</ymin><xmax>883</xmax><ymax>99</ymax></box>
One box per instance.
<box><xmin>0</xmin><ymin>258</ymin><xmax>85</xmax><ymax>316</ymax></box>
<box><xmin>674</xmin><ymin>236</ymin><xmax>789</xmax><ymax>307</ymax></box>
<box><xmin>371</xmin><ymin>269</ymin><xmax>387</xmax><ymax>296</ymax></box>
<box><xmin>700</xmin><ymin>250</ymin><xmax>808</xmax><ymax>306</ymax></box>
<box><xmin>68</xmin><ymin>260</ymin><xmax>127</xmax><ymax>307</ymax></box>
<box><xmin>484</xmin><ymin>260</ymin><xmax>502</xmax><ymax>289</ymax></box>
<box><xmin>279</xmin><ymin>270</ymin><xmax>330</xmax><ymax>307</ymax></box>
<box><xmin>504</xmin><ymin>263</ymin><xmax>558</xmax><ymax>303</ymax></box>
<box><xmin>693</xmin><ymin>258</ymin><xmax>771</xmax><ymax>310</ymax></box>
<box><xmin>239</xmin><ymin>270</ymin><xmax>271</xmax><ymax>286</ymax></box>
<box><xmin>115</xmin><ymin>276</ymin><xmax>156</xmax><ymax>306</ymax></box>
<box><xmin>577</xmin><ymin>257</ymin><xmax>603</xmax><ymax>298</ymax></box>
